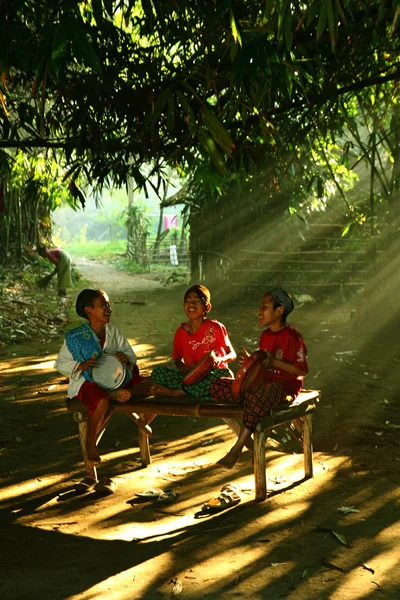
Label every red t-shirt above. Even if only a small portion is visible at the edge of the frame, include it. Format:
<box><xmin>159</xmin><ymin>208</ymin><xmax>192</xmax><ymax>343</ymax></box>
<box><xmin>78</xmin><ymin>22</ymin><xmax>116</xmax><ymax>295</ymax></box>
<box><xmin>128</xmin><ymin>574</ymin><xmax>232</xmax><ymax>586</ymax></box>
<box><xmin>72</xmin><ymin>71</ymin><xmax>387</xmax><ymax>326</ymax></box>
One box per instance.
<box><xmin>173</xmin><ymin>319</ymin><xmax>232</xmax><ymax>369</ymax></box>
<box><xmin>259</xmin><ymin>325</ymin><xmax>308</xmax><ymax>398</ymax></box>
<box><xmin>45</xmin><ymin>248</ymin><xmax>62</xmax><ymax>265</ymax></box>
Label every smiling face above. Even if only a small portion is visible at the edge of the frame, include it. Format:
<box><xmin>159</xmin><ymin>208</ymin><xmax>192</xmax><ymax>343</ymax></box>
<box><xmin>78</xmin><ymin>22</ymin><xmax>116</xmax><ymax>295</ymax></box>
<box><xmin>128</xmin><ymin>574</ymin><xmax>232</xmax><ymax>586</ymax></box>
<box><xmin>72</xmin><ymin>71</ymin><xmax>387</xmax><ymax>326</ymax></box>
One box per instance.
<box><xmin>85</xmin><ymin>293</ymin><xmax>112</xmax><ymax>327</ymax></box>
<box><xmin>183</xmin><ymin>291</ymin><xmax>208</xmax><ymax>321</ymax></box>
<box><xmin>258</xmin><ymin>294</ymin><xmax>284</xmax><ymax>329</ymax></box>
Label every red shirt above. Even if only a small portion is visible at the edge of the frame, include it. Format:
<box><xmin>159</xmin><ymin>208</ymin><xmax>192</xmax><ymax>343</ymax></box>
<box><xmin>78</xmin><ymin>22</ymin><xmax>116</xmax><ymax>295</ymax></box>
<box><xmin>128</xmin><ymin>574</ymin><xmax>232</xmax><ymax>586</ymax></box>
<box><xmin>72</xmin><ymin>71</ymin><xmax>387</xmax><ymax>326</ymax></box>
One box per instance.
<box><xmin>45</xmin><ymin>248</ymin><xmax>62</xmax><ymax>265</ymax></box>
<box><xmin>259</xmin><ymin>325</ymin><xmax>308</xmax><ymax>398</ymax></box>
<box><xmin>173</xmin><ymin>319</ymin><xmax>232</xmax><ymax>369</ymax></box>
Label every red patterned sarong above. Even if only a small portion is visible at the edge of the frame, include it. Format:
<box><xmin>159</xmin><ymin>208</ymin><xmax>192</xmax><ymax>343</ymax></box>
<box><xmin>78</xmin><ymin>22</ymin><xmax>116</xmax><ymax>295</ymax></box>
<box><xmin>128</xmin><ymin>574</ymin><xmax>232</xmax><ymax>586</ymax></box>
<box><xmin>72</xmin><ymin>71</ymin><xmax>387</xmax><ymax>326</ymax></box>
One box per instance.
<box><xmin>77</xmin><ymin>373</ymin><xmax>144</xmax><ymax>415</ymax></box>
<box><xmin>210</xmin><ymin>377</ymin><xmax>288</xmax><ymax>432</ymax></box>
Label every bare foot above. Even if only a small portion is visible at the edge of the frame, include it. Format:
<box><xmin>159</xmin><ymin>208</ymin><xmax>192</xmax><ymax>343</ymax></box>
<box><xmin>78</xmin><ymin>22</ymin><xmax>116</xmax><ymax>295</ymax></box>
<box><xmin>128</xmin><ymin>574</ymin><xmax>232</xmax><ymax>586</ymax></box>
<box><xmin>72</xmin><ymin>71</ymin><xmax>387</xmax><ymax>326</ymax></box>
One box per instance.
<box><xmin>86</xmin><ymin>442</ymin><xmax>101</xmax><ymax>463</ymax></box>
<box><xmin>217</xmin><ymin>447</ymin><xmax>242</xmax><ymax>469</ymax></box>
<box><xmin>110</xmin><ymin>388</ymin><xmax>131</xmax><ymax>402</ymax></box>
<box><xmin>152</xmin><ymin>384</ymin><xmax>186</xmax><ymax>397</ymax></box>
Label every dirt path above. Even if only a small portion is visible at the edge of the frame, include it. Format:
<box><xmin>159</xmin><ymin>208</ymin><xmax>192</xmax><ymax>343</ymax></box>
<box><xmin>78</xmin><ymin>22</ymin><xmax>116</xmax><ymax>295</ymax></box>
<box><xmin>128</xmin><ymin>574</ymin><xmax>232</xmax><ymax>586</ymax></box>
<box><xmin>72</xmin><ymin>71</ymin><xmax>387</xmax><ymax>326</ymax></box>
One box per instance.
<box><xmin>1</xmin><ymin>261</ymin><xmax>399</xmax><ymax>600</ymax></box>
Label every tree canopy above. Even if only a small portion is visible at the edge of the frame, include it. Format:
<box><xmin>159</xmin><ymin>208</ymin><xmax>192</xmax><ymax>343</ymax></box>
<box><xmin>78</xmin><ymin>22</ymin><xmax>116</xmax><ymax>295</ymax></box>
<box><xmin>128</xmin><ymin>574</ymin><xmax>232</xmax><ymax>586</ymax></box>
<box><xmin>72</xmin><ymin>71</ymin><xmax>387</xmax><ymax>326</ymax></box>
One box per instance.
<box><xmin>1</xmin><ymin>0</ymin><xmax>399</xmax><ymax>200</ymax></box>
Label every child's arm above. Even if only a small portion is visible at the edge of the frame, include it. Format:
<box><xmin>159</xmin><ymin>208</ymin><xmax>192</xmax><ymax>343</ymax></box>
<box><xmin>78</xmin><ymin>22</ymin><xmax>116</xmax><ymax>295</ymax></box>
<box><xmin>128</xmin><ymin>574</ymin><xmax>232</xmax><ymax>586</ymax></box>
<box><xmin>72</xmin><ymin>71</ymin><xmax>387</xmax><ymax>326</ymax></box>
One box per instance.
<box><xmin>213</xmin><ymin>323</ymin><xmax>237</xmax><ymax>364</ymax></box>
<box><xmin>263</xmin><ymin>350</ymin><xmax>309</xmax><ymax>376</ymax></box>
<box><xmin>54</xmin><ymin>341</ymin><xmax>86</xmax><ymax>378</ymax></box>
<box><xmin>174</xmin><ymin>358</ymin><xmax>188</xmax><ymax>373</ymax></box>
<box><xmin>215</xmin><ymin>344</ymin><xmax>236</xmax><ymax>365</ymax></box>
<box><xmin>106</xmin><ymin>326</ymin><xmax>137</xmax><ymax>369</ymax></box>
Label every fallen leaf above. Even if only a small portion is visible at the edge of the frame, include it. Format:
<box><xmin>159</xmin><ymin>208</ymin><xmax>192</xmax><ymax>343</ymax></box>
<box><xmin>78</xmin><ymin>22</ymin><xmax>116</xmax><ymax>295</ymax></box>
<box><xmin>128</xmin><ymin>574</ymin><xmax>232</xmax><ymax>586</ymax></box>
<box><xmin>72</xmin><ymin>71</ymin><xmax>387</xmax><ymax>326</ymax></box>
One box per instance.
<box><xmin>170</xmin><ymin>577</ymin><xmax>183</xmax><ymax>596</ymax></box>
<box><xmin>321</xmin><ymin>556</ymin><xmax>345</xmax><ymax>572</ymax></box>
<box><xmin>362</xmin><ymin>563</ymin><xmax>375</xmax><ymax>574</ymax></box>
<box><xmin>337</xmin><ymin>506</ymin><xmax>360</xmax><ymax>515</ymax></box>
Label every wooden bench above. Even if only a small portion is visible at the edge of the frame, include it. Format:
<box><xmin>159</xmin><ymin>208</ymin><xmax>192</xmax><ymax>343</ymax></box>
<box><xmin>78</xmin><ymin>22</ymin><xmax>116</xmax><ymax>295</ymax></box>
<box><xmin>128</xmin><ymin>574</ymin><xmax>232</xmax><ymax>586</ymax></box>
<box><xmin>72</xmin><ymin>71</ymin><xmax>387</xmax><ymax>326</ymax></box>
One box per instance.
<box><xmin>66</xmin><ymin>390</ymin><xmax>320</xmax><ymax>501</ymax></box>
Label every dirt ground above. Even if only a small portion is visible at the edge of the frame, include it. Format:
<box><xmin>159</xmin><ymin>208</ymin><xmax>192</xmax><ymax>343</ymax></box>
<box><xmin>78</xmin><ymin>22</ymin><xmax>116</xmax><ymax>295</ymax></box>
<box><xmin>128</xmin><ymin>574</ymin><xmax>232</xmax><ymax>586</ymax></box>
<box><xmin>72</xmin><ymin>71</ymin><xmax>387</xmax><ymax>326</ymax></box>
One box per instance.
<box><xmin>1</xmin><ymin>258</ymin><xmax>400</xmax><ymax>600</ymax></box>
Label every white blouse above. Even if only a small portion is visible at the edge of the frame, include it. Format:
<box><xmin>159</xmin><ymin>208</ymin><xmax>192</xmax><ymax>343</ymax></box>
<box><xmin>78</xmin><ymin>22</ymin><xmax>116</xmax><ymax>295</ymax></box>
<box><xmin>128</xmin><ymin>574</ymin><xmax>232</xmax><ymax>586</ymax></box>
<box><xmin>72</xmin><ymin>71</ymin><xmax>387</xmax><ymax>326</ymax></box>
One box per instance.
<box><xmin>54</xmin><ymin>323</ymin><xmax>137</xmax><ymax>398</ymax></box>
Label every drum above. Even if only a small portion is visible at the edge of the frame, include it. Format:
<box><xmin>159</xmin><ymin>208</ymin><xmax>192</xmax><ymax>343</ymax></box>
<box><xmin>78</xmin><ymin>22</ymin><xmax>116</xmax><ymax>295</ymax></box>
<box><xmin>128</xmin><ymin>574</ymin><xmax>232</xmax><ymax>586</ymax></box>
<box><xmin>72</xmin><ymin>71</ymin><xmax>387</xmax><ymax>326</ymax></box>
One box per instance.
<box><xmin>91</xmin><ymin>354</ymin><xmax>127</xmax><ymax>390</ymax></box>
<box><xmin>183</xmin><ymin>352</ymin><xmax>216</xmax><ymax>386</ymax></box>
<box><xmin>232</xmin><ymin>350</ymin><xmax>267</xmax><ymax>399</ymax></box>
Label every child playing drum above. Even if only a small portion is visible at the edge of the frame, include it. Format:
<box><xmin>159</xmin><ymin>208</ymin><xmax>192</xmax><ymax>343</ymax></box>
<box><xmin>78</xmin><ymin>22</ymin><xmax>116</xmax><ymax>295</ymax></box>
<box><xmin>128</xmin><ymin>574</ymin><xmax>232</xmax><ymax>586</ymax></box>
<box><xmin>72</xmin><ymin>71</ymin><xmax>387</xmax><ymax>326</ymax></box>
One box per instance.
<box><xmin>152</xmin><ymin>284</ymin><xmax>236</xmax><ymax>398</ymax></box>
<box><xmin>211</xmin><ymin>287</ymin><xmax>309</xmax><ymax>469</ymax></box>
<box><xmin>55</xmin><ymin>289</ymin><xmax>152</xmax><ymax>463</ymax></box>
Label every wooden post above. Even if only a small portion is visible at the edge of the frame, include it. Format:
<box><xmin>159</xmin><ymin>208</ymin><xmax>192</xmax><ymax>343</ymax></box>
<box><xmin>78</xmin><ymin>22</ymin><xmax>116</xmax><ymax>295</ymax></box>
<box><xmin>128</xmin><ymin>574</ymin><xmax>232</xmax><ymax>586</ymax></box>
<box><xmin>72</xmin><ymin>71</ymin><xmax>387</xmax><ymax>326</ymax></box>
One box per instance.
<box><xmin>138</xmin><ymin>413</ymin><xmax>151</xmax><ymax>466</ymax></box>
<box><xmin>254</xmin><ymin>424</ymin><xmax>267</xmax><ymax>501</ymax></box>
<box><xmin>303</xmin><ymin>413</ymin><xmax>313</xmax><ymax>478</ymax></box>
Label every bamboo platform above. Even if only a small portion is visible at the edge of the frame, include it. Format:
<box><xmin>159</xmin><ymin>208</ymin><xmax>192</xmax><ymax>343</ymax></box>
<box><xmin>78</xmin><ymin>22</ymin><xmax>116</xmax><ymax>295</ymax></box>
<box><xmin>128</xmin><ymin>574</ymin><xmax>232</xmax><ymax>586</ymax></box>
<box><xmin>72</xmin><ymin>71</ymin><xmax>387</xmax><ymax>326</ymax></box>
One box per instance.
<box><xmin>66</xmin><ymin>390</ymin><xmax>320</xmax><ymax>501</ymax></box>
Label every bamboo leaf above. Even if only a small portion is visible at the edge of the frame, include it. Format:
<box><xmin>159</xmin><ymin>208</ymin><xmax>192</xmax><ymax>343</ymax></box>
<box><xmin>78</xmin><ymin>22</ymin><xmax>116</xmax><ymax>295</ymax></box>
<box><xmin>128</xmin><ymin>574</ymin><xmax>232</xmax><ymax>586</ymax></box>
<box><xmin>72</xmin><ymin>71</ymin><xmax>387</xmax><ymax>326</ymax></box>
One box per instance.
<box><xmin>307</xmin><ymin>0</ymin><xmax>320</xmax><ymax>27</ymax></box>
<box><xmin>92</xmin><ymin>0</ymin><xmax>103</xmax><ymax>25</ymax></box>
<box><xmin>335</xmin><ymin>0</ymin><xmax>347</xmax><ymax>27</ymax></box>
<box><xmin>327</xmin><ymin>0</ymin><xmax>337</xmax><ymax>51</ymax></box>
<box><xmin>230</xmin><ymin>8</ymin><xmax>242</xmax><ymax>47</ymax></box>
<box><xmin>150</xmin><ymin>86</ymin><xmax>172</xmax><ymax>135</ymax></box>
<box><xmin>167</xmin><ymin>93</ymin><xmax>175</xmax><ymax>132</ymax></box>
<box><xmin>317</xmin><ymin>1</ymin><xmax>328</xmax><ymax>41</ymax></box>
<box><xmin>198</xmin><ymin>128</ymin><xmax>227</xmax><ymax>174</ymax></box>
<box><xmin>67</xmin><ymin>22</ymin><xmax>103</xmax><ymax>76</ymax></box>
<box><xmin>201</xmin><ymin>104</ymin><xmax>235</xmax><ymax>156</ymax></box>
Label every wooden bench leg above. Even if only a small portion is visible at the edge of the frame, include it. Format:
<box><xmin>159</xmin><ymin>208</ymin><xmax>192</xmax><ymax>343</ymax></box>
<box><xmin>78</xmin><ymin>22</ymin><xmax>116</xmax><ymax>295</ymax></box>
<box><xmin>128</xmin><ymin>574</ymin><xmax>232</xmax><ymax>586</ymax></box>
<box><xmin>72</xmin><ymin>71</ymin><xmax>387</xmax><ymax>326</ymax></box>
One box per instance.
<box><xmin>254</xmin><ymin>424</ymin><xmax>267</xmax><ymax>501</ymax></box>
<box><xmin>138</xmin><ymin>412</ymin><xmax>151</xmax><ymax>467</ymax></box>
<box><xmin>303</xmin><ymin>413</ymin><xmax>313</xmax><ymax>478</ymax></box>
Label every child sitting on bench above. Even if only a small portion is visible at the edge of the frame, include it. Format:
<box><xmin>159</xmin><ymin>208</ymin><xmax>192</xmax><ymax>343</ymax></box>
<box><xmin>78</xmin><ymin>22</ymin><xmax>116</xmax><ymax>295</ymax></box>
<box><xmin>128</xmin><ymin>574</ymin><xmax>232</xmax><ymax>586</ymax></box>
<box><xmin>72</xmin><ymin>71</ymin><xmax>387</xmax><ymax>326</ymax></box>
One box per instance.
<box><xmin>152</xmin><ymin>284</ymin><xmax>236</xmax><ymax>398</ymax></box>
<box><xmin>211</xmin><ymin>287</ymin><xmax>309</xmax><ymax>469</ymax></box>
<box><xmin>55</xmin><ymin>288</ymin><xmax>152</xmax><ymax>463</ymax></box>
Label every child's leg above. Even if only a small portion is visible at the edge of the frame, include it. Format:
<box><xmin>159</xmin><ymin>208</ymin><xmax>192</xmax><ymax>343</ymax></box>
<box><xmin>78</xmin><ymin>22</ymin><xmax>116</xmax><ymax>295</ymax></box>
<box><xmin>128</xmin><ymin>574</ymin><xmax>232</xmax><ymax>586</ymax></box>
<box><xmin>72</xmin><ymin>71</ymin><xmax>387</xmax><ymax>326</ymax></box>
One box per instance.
<box><xmin>183</xmin><ymin>368</ymin><xmax>233</xmax><ymax>399</ymax></box>
<box><xmin>216</xmin><ymin>381</ymin><xmax>287</xmax><ymax>469</ymax></box>
<box><xmin>86</xmin><ymin>397</ymin><xmax>109</xmax><ymax>462</ymax></box>
<box><xmin>77</xmin><ymin>381</ymin><xmax>111</xmax><ymax>462</ymax></box>
<box><xmin>151</xmin><ymin>366</ymin><xmax>186</xmax><ymax>397</ymax></box>
<box><xmin>217</xmin><ymin>425</ymin><xmax>252</xmax><ymax>469</ymax></box>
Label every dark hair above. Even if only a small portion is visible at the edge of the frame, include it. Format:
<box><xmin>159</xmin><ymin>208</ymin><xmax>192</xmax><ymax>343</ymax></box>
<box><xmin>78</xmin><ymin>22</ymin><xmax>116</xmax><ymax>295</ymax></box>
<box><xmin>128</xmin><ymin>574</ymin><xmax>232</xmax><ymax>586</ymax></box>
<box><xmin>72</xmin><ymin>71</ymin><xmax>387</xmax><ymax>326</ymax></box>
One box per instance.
<box><xmin>75</xmin><ymin>289</ymin><xmax>108</xmax><ymax>319</ymax></box>
<box><xmin>184</xmin><ymin>284</ymin><xmax>211</xmax><ymax>306</ymax></box>
<box><xmin>37</xmin><ymin>246</ymin><xmax>47</xmax><ymax>255</ymax></box>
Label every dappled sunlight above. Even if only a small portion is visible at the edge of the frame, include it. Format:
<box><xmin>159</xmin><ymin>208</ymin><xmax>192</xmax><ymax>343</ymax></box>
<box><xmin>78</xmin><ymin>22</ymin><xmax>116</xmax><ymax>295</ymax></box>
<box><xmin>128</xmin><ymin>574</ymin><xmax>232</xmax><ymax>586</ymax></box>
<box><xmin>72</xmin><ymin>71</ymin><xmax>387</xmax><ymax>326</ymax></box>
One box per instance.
<box><xmin>0</xmin><ymin>474</ymin><xmax>67</xmax><ymax>503</ymax></box>
<box><xmin>0</xmin><ymin>357</ymin><xmax>57</xmax><ymax>374</ymax></box>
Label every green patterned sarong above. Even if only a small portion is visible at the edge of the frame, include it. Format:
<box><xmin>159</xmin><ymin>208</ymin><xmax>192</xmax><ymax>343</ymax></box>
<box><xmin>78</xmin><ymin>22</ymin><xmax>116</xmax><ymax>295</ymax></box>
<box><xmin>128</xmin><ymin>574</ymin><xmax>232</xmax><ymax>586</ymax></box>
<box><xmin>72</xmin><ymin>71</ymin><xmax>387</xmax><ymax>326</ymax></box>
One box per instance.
<box><xmin>151</xmin><ymin>365</ymin><xmax>233</xmax><ymax>400</ymax></box>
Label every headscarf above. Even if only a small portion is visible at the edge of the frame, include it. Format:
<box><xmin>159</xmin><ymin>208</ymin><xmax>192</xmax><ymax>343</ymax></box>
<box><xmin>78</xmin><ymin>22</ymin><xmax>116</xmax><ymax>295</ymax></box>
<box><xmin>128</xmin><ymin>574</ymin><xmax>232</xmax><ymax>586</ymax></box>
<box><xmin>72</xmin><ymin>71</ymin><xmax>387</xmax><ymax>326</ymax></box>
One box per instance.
<box><xmin>267</xmin><ymin>287</ymin><xmax>294</xmax><ymax>317</ymax></box>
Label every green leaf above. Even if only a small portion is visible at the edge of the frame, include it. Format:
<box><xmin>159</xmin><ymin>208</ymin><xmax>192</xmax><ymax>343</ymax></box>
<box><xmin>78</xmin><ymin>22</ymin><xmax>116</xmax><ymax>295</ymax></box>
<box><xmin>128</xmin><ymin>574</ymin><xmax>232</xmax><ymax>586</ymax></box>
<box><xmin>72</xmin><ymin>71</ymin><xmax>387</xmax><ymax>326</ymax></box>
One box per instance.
<box><xmin>67</xmin><ymin>22</ymin><xmax>103</xmax><ymax>77</ymax></box>
<box><xmin>51</xmin><ymin>25</ymin><xmax>67</xmax><ymax>76</ymax></box>
<box><xmin>307</xmin><ymin>0</ymin><xmax>320</xmax><ymax>27</ymax></box>
<box><xmin>201</xmin><ymin>104</ymin><xmax>235</xmax><ymax>156</ymax></box>
<box><xmin>317</xmin><ymin>1</ymin><xmax>328</xmax><ymax>41</ymax></box>
<box><xmin>175</xmin><ymin>90</ymin><xmax>196</xmax><ymax>128</ymax></box>
<box><xmin>198</xmin><ymin>128</ymin><xmax>227</xmax><ymax>174</ymax></box>
<box><xmin>92</xmin><ymin>0</ymin><xmax>103</xmax><ymax>25</ymax></box>
<box><xmin>167</xmin><ymin>93</ymin><xmax>175</xmax><ymax>132</ymax></box>
<box><xmin>230</xmin><ymin>8</ymin><xmax>242</xmax><ymax>47</ymax></box>
<box><xmin>150</xmin><ymin>86</ymin><xmax>172</xmax><ymax>135</ymax></box>
<box><xmin>327</xmin><ymin>0</ymin><xmax>337</xmax><ymax>51</ymax></box>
